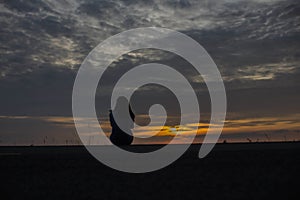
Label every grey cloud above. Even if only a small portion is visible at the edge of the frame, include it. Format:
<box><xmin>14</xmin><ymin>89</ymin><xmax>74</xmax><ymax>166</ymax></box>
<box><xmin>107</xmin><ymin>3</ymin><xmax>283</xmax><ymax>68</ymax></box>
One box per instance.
<box><xmin>1</xmin><ymin>0</ymin><xmax>299</xmax><ymax>78</ymax></box>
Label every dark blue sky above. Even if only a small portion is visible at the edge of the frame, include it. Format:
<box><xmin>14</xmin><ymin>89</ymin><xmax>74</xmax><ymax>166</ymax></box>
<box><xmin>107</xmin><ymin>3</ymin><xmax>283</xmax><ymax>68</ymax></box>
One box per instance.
<box><xmin>0</xmin><ymin>0</ymin><xmax>299</xmax><ymax>145</ymax></box>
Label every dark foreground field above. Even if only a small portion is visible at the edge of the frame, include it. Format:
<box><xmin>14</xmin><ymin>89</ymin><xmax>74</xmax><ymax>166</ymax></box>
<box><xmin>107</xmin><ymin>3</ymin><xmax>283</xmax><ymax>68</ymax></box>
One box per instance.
<box><xmin>1</xmin><ymin>142</ymin><xmax>299</xmax><ymax>200</ymax></box>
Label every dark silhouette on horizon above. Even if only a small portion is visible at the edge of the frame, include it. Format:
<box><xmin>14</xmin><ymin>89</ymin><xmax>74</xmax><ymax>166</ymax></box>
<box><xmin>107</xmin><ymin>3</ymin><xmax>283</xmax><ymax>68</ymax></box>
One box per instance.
<box><xmin>109</xmin><ymin>97</ymin><xmax>135</xmax><ymax>146</ymax></box>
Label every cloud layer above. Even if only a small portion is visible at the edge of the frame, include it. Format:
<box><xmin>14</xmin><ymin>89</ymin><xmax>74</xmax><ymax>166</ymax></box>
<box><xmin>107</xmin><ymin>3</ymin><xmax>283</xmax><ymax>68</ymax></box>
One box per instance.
<box><xmin>0</xmin><ymin>0</ymin><xmax>299</xmax><ymax>144</ymax></box>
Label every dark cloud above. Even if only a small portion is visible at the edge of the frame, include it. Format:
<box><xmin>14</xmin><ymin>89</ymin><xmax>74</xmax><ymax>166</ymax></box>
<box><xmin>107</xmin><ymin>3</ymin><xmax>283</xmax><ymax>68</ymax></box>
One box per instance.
<box><xmin>0</xmin><ymin>67</ymin><xmax>76</xmax><ymax>116</ymax></box>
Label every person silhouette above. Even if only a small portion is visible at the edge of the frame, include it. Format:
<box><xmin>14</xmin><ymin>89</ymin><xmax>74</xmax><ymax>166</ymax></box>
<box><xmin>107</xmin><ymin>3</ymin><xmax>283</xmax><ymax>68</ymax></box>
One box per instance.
<box><xmin>109</xmin><ymin>97</ymin><xmax>135</xmax><ymax>146</ymax></box>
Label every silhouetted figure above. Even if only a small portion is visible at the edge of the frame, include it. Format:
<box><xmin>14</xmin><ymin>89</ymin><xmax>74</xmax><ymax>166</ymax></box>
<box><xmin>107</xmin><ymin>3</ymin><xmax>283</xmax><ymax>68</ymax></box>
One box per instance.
<box><xmin>109</xmin><ymin>97</ymin><xmax>135</xmax><ymax>146</ymax></box>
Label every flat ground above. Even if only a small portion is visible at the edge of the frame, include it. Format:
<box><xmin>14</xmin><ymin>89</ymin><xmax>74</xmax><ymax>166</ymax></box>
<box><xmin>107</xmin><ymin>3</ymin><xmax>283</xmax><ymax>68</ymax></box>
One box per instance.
<box><xmin>1</xmin><ymin>142</ymin><xmax>299</xmax><ymax>200</ymax></box>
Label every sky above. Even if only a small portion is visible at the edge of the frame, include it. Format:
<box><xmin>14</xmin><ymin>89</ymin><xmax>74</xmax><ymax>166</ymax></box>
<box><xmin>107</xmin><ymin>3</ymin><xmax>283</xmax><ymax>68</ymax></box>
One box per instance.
<box><xmin>0</xmin><ymin>0</ymin><xmax>300</xmax><ymax>145</ymax></box>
